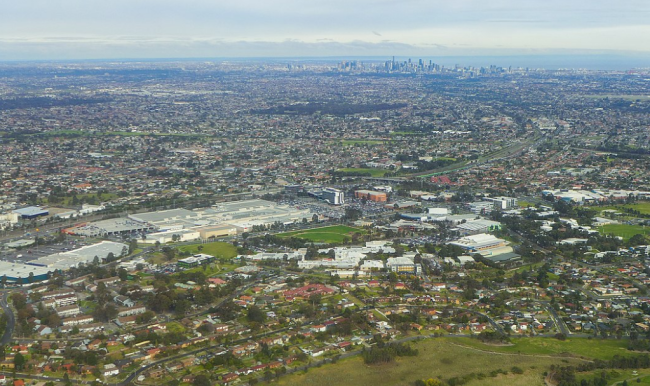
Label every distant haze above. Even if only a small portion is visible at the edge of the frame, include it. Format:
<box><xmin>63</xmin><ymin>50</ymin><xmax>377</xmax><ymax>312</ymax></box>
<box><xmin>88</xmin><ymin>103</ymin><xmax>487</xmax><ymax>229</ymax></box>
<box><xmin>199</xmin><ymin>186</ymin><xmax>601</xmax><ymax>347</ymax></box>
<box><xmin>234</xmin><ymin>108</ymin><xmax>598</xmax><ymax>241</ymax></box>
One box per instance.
<box><xmin>1</xmin><ymin>0</ymin><xmax>650</xmax><ymax>68</ymax></box>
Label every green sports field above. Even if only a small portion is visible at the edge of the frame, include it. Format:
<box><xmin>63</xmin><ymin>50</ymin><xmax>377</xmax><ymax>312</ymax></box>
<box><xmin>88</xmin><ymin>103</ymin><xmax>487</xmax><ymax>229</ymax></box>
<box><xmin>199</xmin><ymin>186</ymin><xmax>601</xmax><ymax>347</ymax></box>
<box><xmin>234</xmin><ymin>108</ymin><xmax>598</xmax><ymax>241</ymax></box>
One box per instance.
<box><xmin>599</xmin><ymin>224</ymin><xmax>649</xmax><ymax>240</ymax></box>
<box><xmin>278</xmin><ymin>225</ymin><xmax>366</xmax><ymax>243</ymax></box>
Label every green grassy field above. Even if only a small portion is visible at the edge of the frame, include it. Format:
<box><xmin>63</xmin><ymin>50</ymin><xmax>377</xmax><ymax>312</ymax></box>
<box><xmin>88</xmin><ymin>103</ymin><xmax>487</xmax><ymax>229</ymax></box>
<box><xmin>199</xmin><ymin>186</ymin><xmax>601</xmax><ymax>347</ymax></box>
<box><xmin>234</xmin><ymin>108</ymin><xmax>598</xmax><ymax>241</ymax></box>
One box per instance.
<box><xmin>178</xmin><ymin>242</ymin><xmax>238</xmax><ymax>258</ymax></box>
<box><xmin>599</xmin><ymin>224</ymin><xmax>649</xmax><ymax>240</ymax></box>
<box><xmin>598</xmin><ymin>202</ymin><xmax>650</xmax><ymax>216</ymax></box>
<box><xmin>455</xmin><ymin>337</ymin><xmax>629</xmax><ymax>361</ymax></box>
<box><xmin>278</xmin><ymin>225</ymin><xmax>366</xmax><ymax>243</ymax></box>
<box><xmin>337</xmin><ymin>167</ymin><xmax>388</xmax><ymax>177</ymax></box>
<box><xmin>275</xmin><ymin>338</ymin><xmax>587</xmax><ymax>386</ymax></box>
<box><xmin>390</xmin><ymin>131</ymin><xmax>422</xmax><ymax>136</ymax></box>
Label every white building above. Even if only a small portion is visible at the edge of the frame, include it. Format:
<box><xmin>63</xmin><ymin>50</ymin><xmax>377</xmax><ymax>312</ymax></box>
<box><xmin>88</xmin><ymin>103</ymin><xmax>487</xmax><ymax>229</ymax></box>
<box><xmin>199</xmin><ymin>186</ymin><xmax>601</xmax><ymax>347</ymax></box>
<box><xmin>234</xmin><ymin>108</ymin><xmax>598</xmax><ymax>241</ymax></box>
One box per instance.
<box><xmin>360</xmin><ymin>260</ymin><xmax>385</xmax><ymax>271</ymax></box>
<box><xmin>322</xmin><ymin>188</ymin><xmax>345</xmax><ymax>205</ymax></box>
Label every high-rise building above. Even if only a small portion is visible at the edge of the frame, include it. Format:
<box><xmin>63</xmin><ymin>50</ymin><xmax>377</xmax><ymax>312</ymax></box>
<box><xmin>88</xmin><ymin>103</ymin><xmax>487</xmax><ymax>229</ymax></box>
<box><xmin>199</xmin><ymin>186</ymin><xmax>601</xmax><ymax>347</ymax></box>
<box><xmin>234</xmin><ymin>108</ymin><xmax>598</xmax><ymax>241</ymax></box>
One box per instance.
<box><xmin>322</xmin><ymin>188</ymin><xmax>345</xmax><ymax>205</ymax></box>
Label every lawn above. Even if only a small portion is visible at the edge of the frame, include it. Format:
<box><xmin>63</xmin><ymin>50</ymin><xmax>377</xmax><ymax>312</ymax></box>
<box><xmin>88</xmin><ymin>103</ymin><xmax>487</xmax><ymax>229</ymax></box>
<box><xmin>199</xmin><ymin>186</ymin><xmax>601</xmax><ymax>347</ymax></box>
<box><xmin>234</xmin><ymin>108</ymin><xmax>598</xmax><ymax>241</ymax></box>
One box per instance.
<box><xmin>508</xmin><ymin>263</ymin><xmax>544</xmax><ymax>276</ymax></box>
<box><xmin>148</xmin><ymin>242</ymin><xmax>238</xmax><ymax>266</ymax></box>
<box><xmin>337</xmin><ymin>167</ymin><xmax>388</xmax><ymax>177</ymax></box>
<box><xmin>275</xmin><ymin>338</ymin><xmax>584</xmax><ymax>386</ymax></box>
<box><xmin>180</xmin><ymin>262</ymin><xmax>239</xmax><ymax>276</ymax></box>
<box><xmin>599</xmin><ymin>224</ymin><xmax>649</xmax><ymax>240</ymax></box>
<box><xmin>178</xmin><ymin>242</ymin><xmax>238</xmax><ymax>259</ymax></box>
<box><xmin>278</xmin><ymin>225</ymin><xmax>366</xmax><ymax>243</ymax></box>
<box><xmin>598</xmin><ymin>202</ymin><xmax>650</xmax><ymax>216</ymax></box>
<box><xmin>390</xmin><ymin>131</ymin><xmax>422</xmax><ymax>136</ymax></box>
<box><xmin>455</xmin><ymin>337</ymin><xmax>629</xmax><ymax>360</ymax></box>
<box><xmin>518</xmin><ymin>201</ymin><xmax>536</xmax><ymax>208</ymax></box>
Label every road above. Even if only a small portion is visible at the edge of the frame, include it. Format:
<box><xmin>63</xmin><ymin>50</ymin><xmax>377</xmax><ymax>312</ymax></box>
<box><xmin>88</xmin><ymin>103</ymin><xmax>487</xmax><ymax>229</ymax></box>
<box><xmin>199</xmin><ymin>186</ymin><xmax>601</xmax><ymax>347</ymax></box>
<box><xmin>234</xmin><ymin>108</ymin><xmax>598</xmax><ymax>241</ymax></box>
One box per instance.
<box><xmin>0</xmin><ymin>291</ymin><xmax>15</xmax><ymax>345</ymax></box>
<box><xmin>409</xmin><ymin>134</ymin><xmax>543</xmax><ymax>178</ymax></box>
<box><xmin>538</xmin><ymin>301</ymin><xmax>571</xmax><ymax>336</ymax></box>
<box><xmin>0</xmin><ymin>372</ymin><xmax>90</xmax><ymax>385</ymax></box>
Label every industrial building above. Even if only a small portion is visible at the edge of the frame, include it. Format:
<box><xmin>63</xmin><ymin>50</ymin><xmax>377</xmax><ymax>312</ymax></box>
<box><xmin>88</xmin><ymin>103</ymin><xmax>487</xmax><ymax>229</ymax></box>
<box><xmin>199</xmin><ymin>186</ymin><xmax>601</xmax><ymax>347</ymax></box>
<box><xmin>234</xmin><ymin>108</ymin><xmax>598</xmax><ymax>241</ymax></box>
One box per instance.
<box><xmin>196</xmin><ymin>224</ymin><xmax>239</xmax><ymax>239</ymax></box>
<box><xmin>30</xmin><ymin>241</ymin><xmax>129</xmax><ymax>270</ymax></box>
<box><xmin>0</xmin><ymin>261</ymin><xmax>52</xmax><ymax>283</ymax></box>
<box><xmin>454</xmin><ymin>219</ymin><xmax>502</xmax><ymax>235</ymax></box>
<box><xmin>177</xmin><ymin>254</ymin><xmax>216</xmax><ymax>269</ymax></box>
<box><xmin>386</xmin><ymin>256</ymin><xmax>421</xmax><ymax>275</ymax></box>
<box><xmin>13</xmin><ymin>206</ymin><xmax>49</xmax><ymax>219</ymax></box>
<box><xmin>143</xmin><ymin>229</ymin><xmax>200</xmax><ymax>244</ymax></box>
<box><xmin>66</xmin><ymin>199</ymin><xmax>311</xmax><ymax>244</ymax></box>
<box><xmin>354</xmin><ymin>190</ymin><xmax>387</xmax><ymax>202</ymax></box>
<box><xmin>128</xmin><ymin>208</ymin><xmax>198</xmax><ymax>230</ymax></box>
<box><xmin>486</xmin><ymin>196</ymin><xmax>518</xmax><ymax>210</ymax></box>
<box><xmin>448</xmin><ymin>233</ymin><xmax>508</xmax><ymax>254</ymax></box>
<box><xmin>65</xmin><ymin>218</ymin><xmax>153</xmax><ymax>237</ymax></box>
<box><xmin>132</xmin><ymin>199</ymin><xmax>311</xmax><ymax>237</ymax></box>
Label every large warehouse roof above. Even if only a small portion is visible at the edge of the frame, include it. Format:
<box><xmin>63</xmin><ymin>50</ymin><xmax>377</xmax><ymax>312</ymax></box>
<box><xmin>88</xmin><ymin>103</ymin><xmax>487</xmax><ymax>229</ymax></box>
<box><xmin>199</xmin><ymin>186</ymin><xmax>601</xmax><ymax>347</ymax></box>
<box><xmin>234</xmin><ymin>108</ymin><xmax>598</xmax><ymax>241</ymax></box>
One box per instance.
<box><xmin>69</xmin><ymin>218</ymin><xmax>151</xmax><ymax>236</ymax></box>
<box><xmin>129</xmin><ymin>208</ymin><xmax>196</xmax><ymax>224</ymax></box>
<box><xmin>13</xmin><ymin>206</ymin><xmax>49</xmax><ymax>217</ymax></box>
<box><xmin>0</xmin><ymin>261</ymin><xmax>51</xmax><ymax>281</ymax></box>
<box><xmin>30</xmin><ymin>241</ymin><xmax>128</xmax><ymax>269</ymax></box>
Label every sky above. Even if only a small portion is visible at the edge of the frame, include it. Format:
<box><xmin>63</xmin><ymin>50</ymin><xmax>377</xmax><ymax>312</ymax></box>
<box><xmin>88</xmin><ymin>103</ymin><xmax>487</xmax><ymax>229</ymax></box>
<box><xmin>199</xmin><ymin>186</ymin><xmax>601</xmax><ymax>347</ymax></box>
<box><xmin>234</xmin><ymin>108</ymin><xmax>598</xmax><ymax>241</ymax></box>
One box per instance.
<box><xmin>1</xmin><ymin>0</ymin><xmax>650</xmax><ymax>62</ymax></box>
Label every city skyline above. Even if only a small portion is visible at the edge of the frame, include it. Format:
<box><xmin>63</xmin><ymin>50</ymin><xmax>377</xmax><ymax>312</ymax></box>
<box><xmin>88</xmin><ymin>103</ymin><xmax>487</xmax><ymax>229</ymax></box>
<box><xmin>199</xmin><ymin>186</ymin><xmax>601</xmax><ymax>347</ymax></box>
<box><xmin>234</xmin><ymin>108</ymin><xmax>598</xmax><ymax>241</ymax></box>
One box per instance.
<box><xmin>2</xmin><ymin>0</ymin><xmax>650</xmax><ymax>63</ymax></box>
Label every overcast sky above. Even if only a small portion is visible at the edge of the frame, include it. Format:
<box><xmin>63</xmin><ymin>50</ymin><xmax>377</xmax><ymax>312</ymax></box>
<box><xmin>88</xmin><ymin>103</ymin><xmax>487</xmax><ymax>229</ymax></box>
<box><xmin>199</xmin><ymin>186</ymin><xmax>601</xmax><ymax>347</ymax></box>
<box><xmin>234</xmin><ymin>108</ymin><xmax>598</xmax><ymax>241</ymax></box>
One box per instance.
<box><xmin>1</xmin><ymin>0</ymin><xmax>650</xmax><ymax>60</ymax></box>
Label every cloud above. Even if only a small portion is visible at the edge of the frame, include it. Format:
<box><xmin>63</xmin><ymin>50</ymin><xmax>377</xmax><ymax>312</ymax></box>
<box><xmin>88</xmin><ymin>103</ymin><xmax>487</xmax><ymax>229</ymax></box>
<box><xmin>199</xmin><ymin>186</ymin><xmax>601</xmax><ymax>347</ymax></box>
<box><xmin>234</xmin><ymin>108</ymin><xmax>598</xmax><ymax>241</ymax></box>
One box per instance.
<box><xmin>0</xmin><ymin>0</ymin><xmax>649</xmax><ymax>59</ymax></box>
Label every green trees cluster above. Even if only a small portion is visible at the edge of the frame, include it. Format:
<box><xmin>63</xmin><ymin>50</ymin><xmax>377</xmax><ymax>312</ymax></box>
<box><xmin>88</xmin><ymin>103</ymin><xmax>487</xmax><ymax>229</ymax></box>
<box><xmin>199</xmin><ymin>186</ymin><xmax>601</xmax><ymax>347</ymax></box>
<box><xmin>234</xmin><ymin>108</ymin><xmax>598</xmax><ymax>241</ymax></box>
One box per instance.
<box><xmin>362</xmin><ymin>341</ymin><xmax>418</xmax><ymax>365</ymax></box>
<box><xmin>246</xmin><ymin>305</ymin><xmax>267</xmax><ymax>324</ymax></box>
<box><xmin>551</xmin><ymin>353</ymin><xmax>650</xmax><ymax>386</ymax></box>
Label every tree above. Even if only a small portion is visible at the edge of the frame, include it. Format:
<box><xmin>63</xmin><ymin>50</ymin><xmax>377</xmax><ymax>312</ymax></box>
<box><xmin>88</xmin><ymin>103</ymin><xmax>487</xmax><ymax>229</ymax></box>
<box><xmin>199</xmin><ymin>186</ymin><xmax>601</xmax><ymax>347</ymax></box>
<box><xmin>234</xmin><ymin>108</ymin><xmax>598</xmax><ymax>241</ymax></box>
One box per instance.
<box><xmin>344</xmin><ymin>208</ymin><xmax>362</xmax><ymax>221</ymax></box>
<box><xmin>193</xmin><ymin>374</ymin><xmax>211</xmax><ymax>386</ymax></box>
<box><xmin>246</xmin><ymin>305</ymin><xmax>266</xmax><ymax>324</ymax></box>
<box><xmin>95</xmin><ymin>282</ymin><xmax>110</xmax><ymax>304</ymax></box>
<box><xmin>175</xmin><ymin>299</ymin><xmax>191</xmax><ymax>316</ymax></box>
<box><xmin>162</xmin><ymin>246</ymin><xmax>176</xmax><ymax>261</ymax></box>
<box><xmin>13</xmin><ymin>352</ymin><xmax>25</xmax><ymax>370</ymax></box>
<box><xmin>629</xmin><ymin>234</ymin><xmax>648</xmax><ymax>247</ymax></box>
<box><xmin>129</xmin><ymin>239</ymin><xmax>138</xmax><ymax>254</ymax></box>
<box><xmin>415</xmin><ymin>379</ymin><xmax>443</xmax><ymax>386</ymax></box>
<box><xmin>118</xmin><ymin>268</ymin><xmax>128</xmax><ymax>281</ymax></box>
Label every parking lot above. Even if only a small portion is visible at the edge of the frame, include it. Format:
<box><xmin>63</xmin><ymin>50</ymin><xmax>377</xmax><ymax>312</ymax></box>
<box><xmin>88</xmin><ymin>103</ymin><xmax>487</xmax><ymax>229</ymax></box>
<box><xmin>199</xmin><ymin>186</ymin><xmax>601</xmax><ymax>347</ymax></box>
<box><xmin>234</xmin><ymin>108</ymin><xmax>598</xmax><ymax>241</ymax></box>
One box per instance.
<box><xmin>0</xmin><ymin>240</ymin><xmax>89</xmax><ymax>264</ymax></box>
